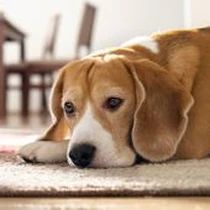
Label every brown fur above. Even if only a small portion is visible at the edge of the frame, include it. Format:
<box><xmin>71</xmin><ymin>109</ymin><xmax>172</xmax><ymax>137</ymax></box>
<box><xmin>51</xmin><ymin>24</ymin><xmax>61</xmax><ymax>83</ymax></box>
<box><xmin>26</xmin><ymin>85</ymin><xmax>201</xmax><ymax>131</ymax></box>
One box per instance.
<box><xmin>41</xmin><ymin>27</ymin><xmax>210</xmax><ymax>162</ymax></box>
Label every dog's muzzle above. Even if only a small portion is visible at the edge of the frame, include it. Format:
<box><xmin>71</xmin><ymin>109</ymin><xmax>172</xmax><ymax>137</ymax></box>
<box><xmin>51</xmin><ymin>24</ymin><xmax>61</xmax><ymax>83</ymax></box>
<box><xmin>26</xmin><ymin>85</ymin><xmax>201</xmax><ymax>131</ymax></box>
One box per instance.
<box><xmin>69</xmin><ymin>143</ymin><xmax>96</xmax><ymax>168</ymax></box>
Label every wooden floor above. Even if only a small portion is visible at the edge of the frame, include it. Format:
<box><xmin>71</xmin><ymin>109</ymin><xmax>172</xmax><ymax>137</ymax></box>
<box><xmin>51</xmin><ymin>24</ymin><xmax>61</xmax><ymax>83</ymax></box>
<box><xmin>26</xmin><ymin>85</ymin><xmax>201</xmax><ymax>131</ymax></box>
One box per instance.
<box><xmin>0</xmin><ymin>197</ymin><xmax>210</xmax><ymax>210</ymax></box>
<box><xmin>0</xmin><ymin>112</ymin><xmax>50</xmax><ymax>132</ymax></box>
<box><xmin>0</xmin><ymin>113</ymin><xmax>209</xmax><ymax>209</ymax></box>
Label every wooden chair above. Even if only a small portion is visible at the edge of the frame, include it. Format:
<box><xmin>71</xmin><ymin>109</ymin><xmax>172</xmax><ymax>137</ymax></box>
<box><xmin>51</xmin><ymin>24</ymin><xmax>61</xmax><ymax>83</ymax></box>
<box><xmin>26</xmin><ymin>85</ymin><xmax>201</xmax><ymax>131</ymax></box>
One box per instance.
<box><xmin>6</xmin><ymin>2</ymin><xmax>97</xmax><ymax>117</ymax></box>
<box><xmin>75</xmin><ymin>3</ymin><xmax>96</xmax><ymax>58</ymax></box>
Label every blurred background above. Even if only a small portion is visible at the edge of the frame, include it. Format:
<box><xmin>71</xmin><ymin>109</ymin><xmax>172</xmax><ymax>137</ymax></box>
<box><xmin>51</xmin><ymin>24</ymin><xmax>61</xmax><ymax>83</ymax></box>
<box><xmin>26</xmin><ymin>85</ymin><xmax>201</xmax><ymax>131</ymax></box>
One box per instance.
<box><xmin>0</xmin><ymin>0</ymin><xmax>209</xmax><ymax>131</ymax></box>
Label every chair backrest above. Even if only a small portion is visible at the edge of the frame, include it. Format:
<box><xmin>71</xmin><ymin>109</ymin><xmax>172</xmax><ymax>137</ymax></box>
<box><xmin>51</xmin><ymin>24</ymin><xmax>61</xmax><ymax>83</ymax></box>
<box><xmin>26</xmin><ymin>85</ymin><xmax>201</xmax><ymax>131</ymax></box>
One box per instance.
<box><xmin>42</xmin><ymin>14</ymin><xmax>61</xmax><ymax>59</ymax></box>
<box><xmin>75</xmin><ymin>3</ymin><xmax>97</xmax><ymax>58</ymax></box>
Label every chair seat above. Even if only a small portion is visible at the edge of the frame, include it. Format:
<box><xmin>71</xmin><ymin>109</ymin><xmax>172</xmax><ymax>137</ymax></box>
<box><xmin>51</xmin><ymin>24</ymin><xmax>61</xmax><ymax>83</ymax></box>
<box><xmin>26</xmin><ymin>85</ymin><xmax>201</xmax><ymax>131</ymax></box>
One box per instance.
<box><xmin>6</xmin><ymin>59</ymin><xmax>69</xmax><ymax>74</ymax></box>
<box><xmin>5</xmin><ymin>63</ymin><xmax>27</xmax><ymax>73</ymax></box>
<box><xmin>27</xmin><ymin>59</ymin><xmax>69</xmax><ymax>73</ymax></box>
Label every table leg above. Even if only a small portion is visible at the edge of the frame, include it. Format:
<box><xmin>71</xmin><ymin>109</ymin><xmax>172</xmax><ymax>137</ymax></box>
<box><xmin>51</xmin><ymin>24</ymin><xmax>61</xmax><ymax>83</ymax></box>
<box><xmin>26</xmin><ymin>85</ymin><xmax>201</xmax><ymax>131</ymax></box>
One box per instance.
<box><xmin>20</xmin><ymin>38</ymin><xmax>25</xmax><ymax>61</ymax></box>
<box><xmin>0</xmin><ymin>33</ymin><xmax>6</xmax><ymax>119</ymax></box>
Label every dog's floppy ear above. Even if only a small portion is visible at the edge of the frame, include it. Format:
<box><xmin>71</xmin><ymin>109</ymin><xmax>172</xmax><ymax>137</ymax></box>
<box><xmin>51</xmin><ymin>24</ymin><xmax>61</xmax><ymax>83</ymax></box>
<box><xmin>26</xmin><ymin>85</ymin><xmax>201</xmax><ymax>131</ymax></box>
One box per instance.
<box><xmin>40</xmin><ymin>67</ymin><xmax>69</xmax><ymax>141</ymax></box>
<box><xmin>126</xmin><ymin>59</ymin><xmax>194</xmax><ymax>161</ymax></box>
<box><xmin>39</xmin><ymin>58</ymin><xmax>95</xmax><ymax>141</ymax></box>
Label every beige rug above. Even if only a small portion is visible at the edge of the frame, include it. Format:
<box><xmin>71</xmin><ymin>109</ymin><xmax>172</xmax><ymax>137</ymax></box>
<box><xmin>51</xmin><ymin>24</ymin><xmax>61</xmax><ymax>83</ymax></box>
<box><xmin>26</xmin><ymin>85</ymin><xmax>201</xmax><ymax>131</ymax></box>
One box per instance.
<box><xmin>0</xmin><ymin>152</ymin><xmax>210</xmax><ymax>197</ymax></box>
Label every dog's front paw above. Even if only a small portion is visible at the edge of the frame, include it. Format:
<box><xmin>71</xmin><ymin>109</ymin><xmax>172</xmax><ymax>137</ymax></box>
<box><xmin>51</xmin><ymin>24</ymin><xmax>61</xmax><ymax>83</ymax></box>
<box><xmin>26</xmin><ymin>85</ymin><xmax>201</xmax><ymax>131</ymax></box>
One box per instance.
<box><xmin>18</xmin><ymin>141</ymin><xmax>69</xmax><ymax>163</ymax></box>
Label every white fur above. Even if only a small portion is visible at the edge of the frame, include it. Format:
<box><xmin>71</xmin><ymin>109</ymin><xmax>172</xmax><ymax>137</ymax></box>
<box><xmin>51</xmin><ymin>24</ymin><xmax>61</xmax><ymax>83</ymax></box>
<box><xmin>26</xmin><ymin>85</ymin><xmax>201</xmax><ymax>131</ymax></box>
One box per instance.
<box><xmin>67</xmin><ymin>103</ymin><xmax>135</xmax><ymax>168</ymax></box>
<box><xmin>18</xmin><ymin>140</ymin><xmax>69</xmax><ymax>163</ymax></box>
<box><xmin>19</xmin><ymin>103</ymin><xmax>135</xmax><ymax>167</ymax></box>
<box><xmin>122</xmin><ymin>36</ymin><xmax>159</xmax><ymax>54</ymax></box>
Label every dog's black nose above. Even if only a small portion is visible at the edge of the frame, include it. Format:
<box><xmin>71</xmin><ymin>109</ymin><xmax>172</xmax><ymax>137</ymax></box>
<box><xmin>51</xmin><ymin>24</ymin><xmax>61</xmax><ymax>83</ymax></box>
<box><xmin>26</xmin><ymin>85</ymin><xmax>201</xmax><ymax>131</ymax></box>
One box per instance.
<box><xmin>69</xmin><ymin>144</ymin><xmax>96</xmax><ymax>168</ymax></box>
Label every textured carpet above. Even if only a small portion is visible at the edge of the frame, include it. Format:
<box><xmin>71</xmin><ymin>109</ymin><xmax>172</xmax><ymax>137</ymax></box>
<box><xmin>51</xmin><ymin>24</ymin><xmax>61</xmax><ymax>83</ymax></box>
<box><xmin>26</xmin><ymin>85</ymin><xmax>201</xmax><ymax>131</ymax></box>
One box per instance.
<box><xmin>1</xmin><ymin>152</ymin><xmax>210</xmax><ymax>197</ymax></box>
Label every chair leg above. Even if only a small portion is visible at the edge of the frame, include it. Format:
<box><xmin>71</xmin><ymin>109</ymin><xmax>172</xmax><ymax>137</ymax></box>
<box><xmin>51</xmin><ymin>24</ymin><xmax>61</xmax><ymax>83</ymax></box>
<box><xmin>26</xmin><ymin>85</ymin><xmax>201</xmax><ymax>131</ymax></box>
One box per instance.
<box><xmin>21</xmin><ymin>73</ymin><xmax>29</xmax><ymax>117</ymax></box>
<box><xmin>4</xmin><ymin>74</ymin><xmax>8</xmax><ymax>118</ymax></box>
<box><xmin>40</xmin><ymin>74</ymin><xmax>48</xmax><ymax>114</ymax></box>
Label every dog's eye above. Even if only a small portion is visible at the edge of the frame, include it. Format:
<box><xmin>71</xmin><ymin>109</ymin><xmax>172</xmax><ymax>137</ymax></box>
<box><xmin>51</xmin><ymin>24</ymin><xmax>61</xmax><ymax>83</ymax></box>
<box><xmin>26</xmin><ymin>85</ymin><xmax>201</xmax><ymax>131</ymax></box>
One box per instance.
<box><xmin>64</xmin><ymin>102</ymin><xmax>75</xmax><ymax>115</ymax></box>
<box><xmin>104</xmin><ymin>97</ymin><xmax>123</xmax><ymax>111</ymax></box>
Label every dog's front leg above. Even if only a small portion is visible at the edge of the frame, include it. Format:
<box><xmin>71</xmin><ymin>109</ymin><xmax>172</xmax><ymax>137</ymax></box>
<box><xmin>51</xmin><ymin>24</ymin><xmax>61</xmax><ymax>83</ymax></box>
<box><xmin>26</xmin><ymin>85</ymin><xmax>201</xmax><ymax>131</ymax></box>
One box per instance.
<box><xmin>18</xmin><ymin>140</ymin><xmax>69</xmax><ymax>163</ymax></box>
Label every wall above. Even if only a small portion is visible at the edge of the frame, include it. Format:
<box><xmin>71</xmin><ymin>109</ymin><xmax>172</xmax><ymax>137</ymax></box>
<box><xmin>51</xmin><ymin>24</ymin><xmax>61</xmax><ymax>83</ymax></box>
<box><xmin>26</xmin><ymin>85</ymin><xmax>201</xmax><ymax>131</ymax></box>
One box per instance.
<box><xmin>2</xmin><ymin>0</ymin><xmax>185</xmax><ymax>112</ymax></box>
<box><xmin>90</xmin><ymin>0</ymin><xmax>185</xmax><ymax>50</ymax></box>
<box><xmin>184</xmin><ymin>0</ymin><xmax>210</xmax><ymax>27</ymax></box>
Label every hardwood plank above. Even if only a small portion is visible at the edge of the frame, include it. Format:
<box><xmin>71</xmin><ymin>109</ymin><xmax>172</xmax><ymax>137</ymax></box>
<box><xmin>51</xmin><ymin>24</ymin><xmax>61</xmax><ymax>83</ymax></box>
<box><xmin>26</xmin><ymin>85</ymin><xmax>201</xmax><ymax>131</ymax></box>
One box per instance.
<box><xmin>0</xmin><ymin>197</ymin><xmax>210</xmax><ymax>210</ymax></box>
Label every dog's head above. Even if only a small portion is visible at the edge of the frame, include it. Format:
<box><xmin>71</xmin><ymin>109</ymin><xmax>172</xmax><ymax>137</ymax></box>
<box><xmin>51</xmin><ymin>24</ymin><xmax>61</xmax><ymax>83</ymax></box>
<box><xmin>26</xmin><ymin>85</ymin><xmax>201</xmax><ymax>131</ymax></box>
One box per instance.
<box><xmin>41</xmin><ymin>54</ymin><xmax>193</xmax><ymax>168</ymax></box>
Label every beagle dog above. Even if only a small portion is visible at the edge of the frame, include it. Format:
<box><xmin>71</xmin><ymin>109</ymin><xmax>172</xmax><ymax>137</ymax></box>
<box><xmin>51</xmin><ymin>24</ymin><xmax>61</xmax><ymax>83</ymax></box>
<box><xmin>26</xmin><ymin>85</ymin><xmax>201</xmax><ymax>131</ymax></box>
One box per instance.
<box><xmin>18</xmin><ymin>27</ymin><xmax>210</xmax><ymax>168</ymax></box>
